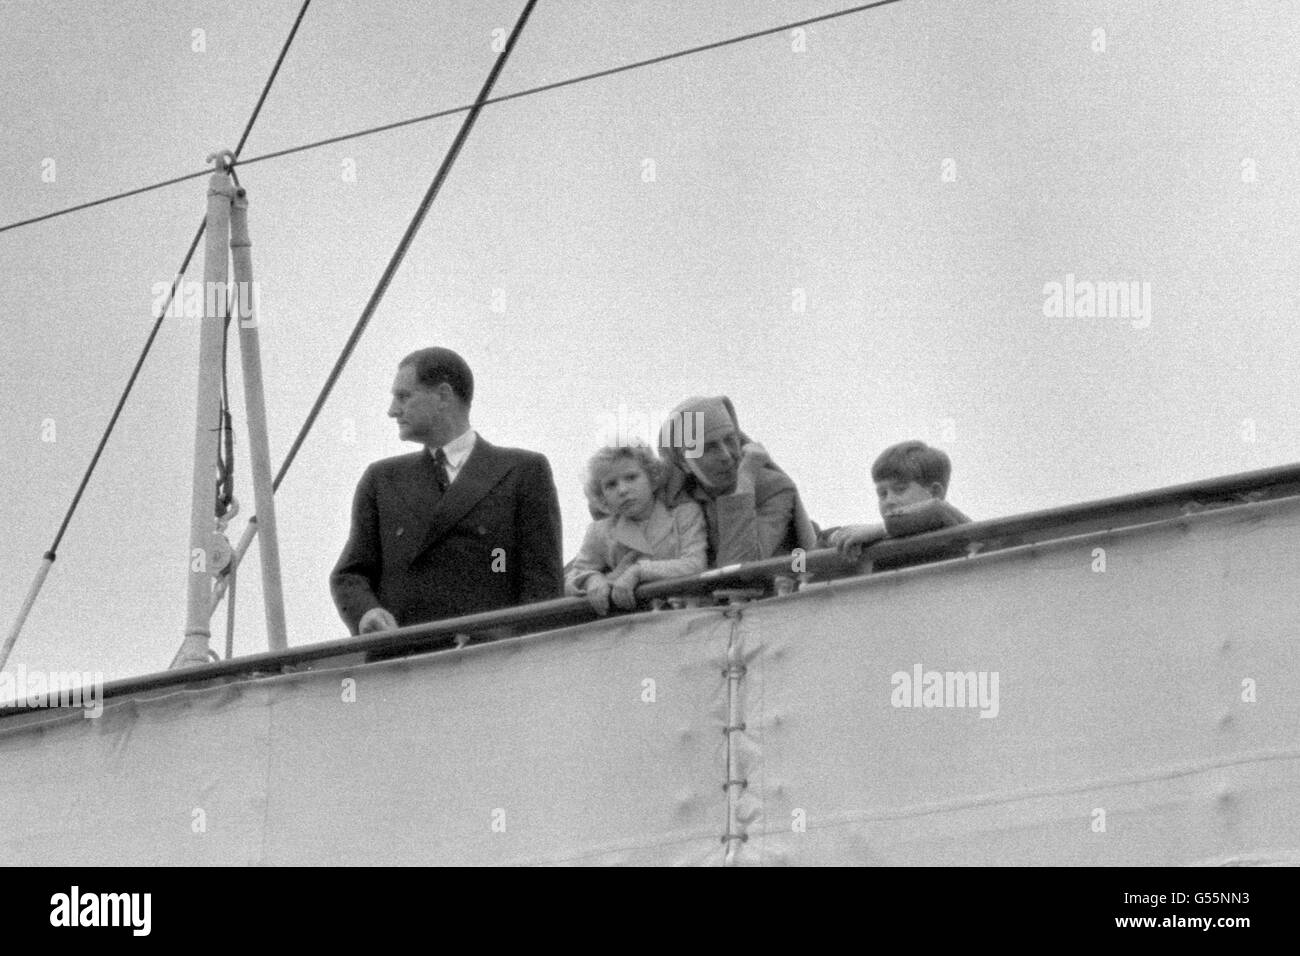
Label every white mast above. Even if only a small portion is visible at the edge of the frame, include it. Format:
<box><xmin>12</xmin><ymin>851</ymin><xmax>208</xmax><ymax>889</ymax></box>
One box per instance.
<box><xmin>172</xmin><ymin>153</ymin><xmax>291</xmax><ymax>666</ymax></box>
<box><xmin>173</xmin><ymin>155</ymin><xmax>237</xmax><ymax>668</ymax></box>
<box><xmin>229</xmin><ymin>188</ymin><xmax>288</xmax><ymax>652</ymax></box>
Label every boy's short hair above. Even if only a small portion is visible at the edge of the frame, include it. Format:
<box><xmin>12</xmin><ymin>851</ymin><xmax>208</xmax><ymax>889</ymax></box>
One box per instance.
<box><xmin>583</xmin><ymin>443</ymin><xmax>667</xmax><ymax>514</ymax></box>
<box><xmin>871</xmin><ymin>441</ymin><xmax>952</xmax><ymax>491</ymax></box>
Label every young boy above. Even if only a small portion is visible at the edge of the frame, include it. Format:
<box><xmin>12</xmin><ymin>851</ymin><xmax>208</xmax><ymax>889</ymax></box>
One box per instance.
<box><xmin>827</xmin><ymin>441</ymin><xmax>971</xmax><ymax>567</ymax></box>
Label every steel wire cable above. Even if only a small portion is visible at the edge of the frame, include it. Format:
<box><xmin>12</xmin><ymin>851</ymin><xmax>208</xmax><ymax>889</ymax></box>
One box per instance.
<box><xmin>0</xmin><ymin>0</ymin><xmax>904</xmax><ymax>236</ymax></box>
<box><xmin>0</xmin><ymin>0</ymin><xmax>316</xmax><ymax>671</ymax></box>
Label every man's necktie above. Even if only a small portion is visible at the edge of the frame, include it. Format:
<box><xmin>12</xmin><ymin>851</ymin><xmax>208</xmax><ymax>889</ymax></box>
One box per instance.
<box><xmin>433</xmin><ymin>447</ymin><xmax>450</xmax><ymax>494</ymax></box>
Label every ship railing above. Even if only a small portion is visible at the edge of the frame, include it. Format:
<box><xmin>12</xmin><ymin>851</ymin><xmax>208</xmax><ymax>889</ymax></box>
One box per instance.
<box><xmin>3</xmin><ymin>461</ymin><xmax>1299</xmax><ymax>717</ymax></box>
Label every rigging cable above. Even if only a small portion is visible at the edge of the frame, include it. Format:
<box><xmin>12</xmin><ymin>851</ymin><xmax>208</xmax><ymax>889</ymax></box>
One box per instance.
<box><xmin>0</xmin><ymin>0</ymin><xmax>315</xmax><ymax>672</ymax></box>
<box><xmin>274</xmin><ymin>0</ymin><xmax>538</xmax><ymax>490</ymax></box>
<box><xmin>0</xmin><ymin>0</ymin><xmax>905</xmax><ymax>236</ymax></box>
<box><xmin>209</xmin><ymin>0</ymin><xmax>544</xmax><ymax>614</ymax></box>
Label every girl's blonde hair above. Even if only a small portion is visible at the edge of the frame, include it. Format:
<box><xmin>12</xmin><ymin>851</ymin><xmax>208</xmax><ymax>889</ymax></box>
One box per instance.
<box><xmin>583</xmin><ymin>443</ymin><xmax>667</xmax><ymax>516</ymax></box>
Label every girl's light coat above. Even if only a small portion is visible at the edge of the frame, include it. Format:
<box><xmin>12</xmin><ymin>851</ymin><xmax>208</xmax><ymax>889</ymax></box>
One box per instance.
<box><xmin>565</xmin><ymin>499</ymin><xmax>707</xmax><ymax>593</ymax></box>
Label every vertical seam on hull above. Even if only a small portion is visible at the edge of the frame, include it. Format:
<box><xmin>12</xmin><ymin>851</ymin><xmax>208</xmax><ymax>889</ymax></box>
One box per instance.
<box><xmin>722</xmin><ymin>611</ymin><xmax>746</xmax><ymax>865</ymax></box>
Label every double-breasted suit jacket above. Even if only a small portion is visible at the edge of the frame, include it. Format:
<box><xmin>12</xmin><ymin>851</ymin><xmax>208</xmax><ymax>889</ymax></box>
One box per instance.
<box><xmin>330</xmin><ymin>436</ymin><xmax>563</xmax><ymax>635</ymax></box>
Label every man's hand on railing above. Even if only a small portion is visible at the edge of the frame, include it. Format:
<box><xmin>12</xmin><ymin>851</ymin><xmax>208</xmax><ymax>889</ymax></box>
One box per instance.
<box><xmin>359</xmin><ymin>607</ymin><xmax>399</xmax><ymax>633</ymax></box>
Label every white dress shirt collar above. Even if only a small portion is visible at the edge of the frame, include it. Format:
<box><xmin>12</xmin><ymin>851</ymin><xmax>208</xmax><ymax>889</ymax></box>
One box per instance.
<box><xmin>429</xmin><ymin>428</ymin><xmax>477</xmax><ymax>485</ymax></box>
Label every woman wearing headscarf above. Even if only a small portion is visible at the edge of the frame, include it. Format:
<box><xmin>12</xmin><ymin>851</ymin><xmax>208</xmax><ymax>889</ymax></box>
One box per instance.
<box><xmin>657</xmin><ymin>395</ymin><xmax>817</xmax><ymax>570</ymax></box>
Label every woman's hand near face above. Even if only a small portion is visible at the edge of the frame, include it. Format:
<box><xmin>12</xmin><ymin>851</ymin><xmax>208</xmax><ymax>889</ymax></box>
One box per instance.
<box><xmin>734</xmin><ymin>442</ymin><xmax>770</xmax><ymax>494</ymax></box>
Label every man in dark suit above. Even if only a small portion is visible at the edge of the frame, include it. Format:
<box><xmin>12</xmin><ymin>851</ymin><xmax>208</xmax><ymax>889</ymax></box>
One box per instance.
<box><xmin>330</xmin><ymin>347</ymin><xmax>563</xmax><ymax>642</ymax></box>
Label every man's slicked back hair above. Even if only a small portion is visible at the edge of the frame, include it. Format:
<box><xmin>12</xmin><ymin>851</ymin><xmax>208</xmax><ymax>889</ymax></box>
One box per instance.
<box><xmin>399</xmin><ymin>347</ymin><xmax>474</xmax><ymax>406</ymax></box>
<box><xmin>871</xmin><ymin>440</ymin><xmax>952</xmax><ymax>490</ymax></box>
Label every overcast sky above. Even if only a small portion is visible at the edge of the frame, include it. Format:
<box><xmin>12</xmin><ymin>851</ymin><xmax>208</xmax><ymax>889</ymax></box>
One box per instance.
<box><xmin>2</xmin><ymin>0</ymin><xmax>1298</xmax><ymax>688</ymax></box>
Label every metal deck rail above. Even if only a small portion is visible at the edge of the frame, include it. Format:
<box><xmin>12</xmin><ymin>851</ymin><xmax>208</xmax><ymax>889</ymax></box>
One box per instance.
<box><xmin>3</xmin><ymin>461</ymin><xmax>1298</xmax><ymax>717</ymax></box>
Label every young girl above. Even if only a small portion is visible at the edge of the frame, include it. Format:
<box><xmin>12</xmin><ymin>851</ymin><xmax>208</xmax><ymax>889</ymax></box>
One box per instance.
<box><xmin>565</xmin><ymin>443</ymin><xmax>708</xmax><ymax>615</ymax></box>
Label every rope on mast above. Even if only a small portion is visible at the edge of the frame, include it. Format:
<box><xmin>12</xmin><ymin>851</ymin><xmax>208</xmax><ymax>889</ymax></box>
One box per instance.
<box><xmin>0</xmin><ymin>0</ymin><xmax>906</xmax><ymax>236</ymax></box>
<box><xmin>0</xmin><ymin>0</ymin><xmax>315</xmax><ymax>674</ymax></box>
<box><xmin>218</xmin><ymin>300</ymin><xmax>237</xmax><ymax>525</ymax></box>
